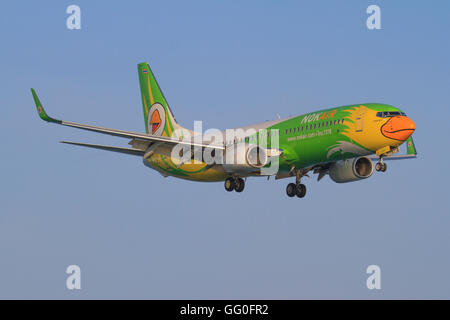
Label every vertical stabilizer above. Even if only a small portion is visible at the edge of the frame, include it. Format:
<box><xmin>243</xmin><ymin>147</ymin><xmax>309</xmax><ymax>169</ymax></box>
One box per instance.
<box><xmin>137</xmin><ymin>62</ymin><xmax>180</xmax><ymax>137</ymax></box>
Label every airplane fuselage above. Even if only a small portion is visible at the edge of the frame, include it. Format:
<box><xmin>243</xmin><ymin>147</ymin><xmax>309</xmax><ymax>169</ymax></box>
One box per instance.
<box><xmin>143</xmin><ymin>103</ymin><xmax>415</xmax><ymax>181</ymax></box>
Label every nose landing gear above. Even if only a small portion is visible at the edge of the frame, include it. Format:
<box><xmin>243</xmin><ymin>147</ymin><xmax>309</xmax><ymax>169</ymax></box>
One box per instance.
<box><xmin>375</xmin><ymin>158</ymin><xmax>387</xmax><ymax>172</ymax></box>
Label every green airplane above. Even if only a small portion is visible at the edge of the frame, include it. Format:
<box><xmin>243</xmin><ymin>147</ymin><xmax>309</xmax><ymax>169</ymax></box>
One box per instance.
<box><xmin>32</xmin><ymin>62</ymin><xmax>417</xmax><ymax>198</ymax></box>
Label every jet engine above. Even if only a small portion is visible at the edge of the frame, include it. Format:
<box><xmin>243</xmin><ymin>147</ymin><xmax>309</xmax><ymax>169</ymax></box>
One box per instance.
<box><xmin>223</xmin><ymin>144</ymin><xmax>269</xmax><ymax>173</ymax></box>
<box><xmin>329</xmin><ymin>156</ymin><xmax>374</xmax><ymax>183</ymax></box>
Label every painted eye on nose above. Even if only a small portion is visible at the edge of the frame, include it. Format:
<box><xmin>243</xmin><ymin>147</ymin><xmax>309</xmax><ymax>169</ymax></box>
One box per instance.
<box><xmin>381</xmin><ymin>116</ymin><xmax>416</xmax><ymax>141</ymax></box>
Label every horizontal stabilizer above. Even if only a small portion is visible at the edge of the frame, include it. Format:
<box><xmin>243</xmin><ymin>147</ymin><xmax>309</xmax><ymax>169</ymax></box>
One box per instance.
<box><xmin>61</xmin><ymin>141</ymin><xmax>145</xmax><ymax>156</ymax></box>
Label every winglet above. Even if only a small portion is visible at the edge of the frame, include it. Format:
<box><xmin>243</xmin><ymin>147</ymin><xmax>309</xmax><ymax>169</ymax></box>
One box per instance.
<box><xmin>31</xmin><ymin>88</ymin><xmax>61</xmax><ymax>124</ymax></box>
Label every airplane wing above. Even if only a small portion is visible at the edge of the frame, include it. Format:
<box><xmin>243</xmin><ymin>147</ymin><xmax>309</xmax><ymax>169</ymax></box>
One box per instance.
<box><xmin>31</xmin><ymin>88</ymin><xmax>225</xmax><ymax>150</ymax></box>
<box><xmin>371</xmin><ymin>154</ymin><xmax>416</xmax><ymax>161</ymax></box>
<box><xmin>370</xmin><ymin>136</ymin><xmax>417</xmax><ymax>161</ymax></box>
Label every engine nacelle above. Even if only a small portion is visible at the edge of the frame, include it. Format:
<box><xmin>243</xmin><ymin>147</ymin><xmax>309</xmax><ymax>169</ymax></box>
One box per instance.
<box><xmin>329</xmin><ymin>156</ymin><xmax>374</xmax><ymax>183</ymax></box>
<box><xmin>223</xmin><ymin>144</ymin><xmax>268</xmax><ymax>173</ymax></box>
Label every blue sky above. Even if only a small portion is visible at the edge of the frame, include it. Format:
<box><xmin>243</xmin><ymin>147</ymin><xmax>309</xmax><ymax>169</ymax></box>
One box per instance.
<box><xmin>1</xmin><ymin>0</ymin><xmax>449</xmax><ymax>298</ymax></box>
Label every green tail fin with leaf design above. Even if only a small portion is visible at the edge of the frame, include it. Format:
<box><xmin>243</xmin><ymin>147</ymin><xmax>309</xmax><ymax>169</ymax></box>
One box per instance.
<box><xmin>137</xmin><ymin>62</ymin><xmax>180</xmax><ymax>137</ymax></box>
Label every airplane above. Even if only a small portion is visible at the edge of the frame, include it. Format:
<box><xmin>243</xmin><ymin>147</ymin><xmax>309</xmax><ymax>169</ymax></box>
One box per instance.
<box><xmin>31</xmin><ymin>62</ymin><xmax>417</xmax><ymax>198</ymax></box>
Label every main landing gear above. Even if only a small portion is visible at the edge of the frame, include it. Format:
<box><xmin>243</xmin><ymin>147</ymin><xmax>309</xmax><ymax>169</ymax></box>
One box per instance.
<box><xmin>286</xmin><ymin>183</ymin><xmax>306</xmax><ymax>198</ymax></box>
<box><xmin>375</xmin><ymin>158</ymin><xmax>387</xmax><ymax>172</ymax></box>
<box><xmin>286</xmin><ymin>169</ymin><xmax>307</xmax><ymax>198</ymax></box>
<box><xmin>225</xmin><ymin>177</ymin><xmax>245</xmax><ymax>193</ymax></box>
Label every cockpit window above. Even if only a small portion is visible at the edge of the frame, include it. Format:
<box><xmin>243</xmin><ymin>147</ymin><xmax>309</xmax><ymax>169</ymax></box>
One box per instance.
<box><xmin>376</xmin><ymin>111</ymin><xmax>406</xmax><ymax>118</ymax></box>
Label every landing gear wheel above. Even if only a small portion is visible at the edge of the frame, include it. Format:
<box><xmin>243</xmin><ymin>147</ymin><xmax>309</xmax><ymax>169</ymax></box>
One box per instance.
<box><xmin>376</xmin><ymin>162</ymin><xmax>382</xmax><ymax>172</ymax></box>
<box><xmin>296</xmin><ymin>184</ymin><xmax>307</xmax><ymax>198</ymax></box>
<box><xmin>376</xmin><ymin>162</ymin><xmax>387</xmax><ymax>172</ymax></box>
<box><xmin>224</xmin><ymin>177</ymin><xmax>235</xmax><ymax>192</ymax></box>
<box><xmin>286</xmin><ymin>183</ymin><xmax>296</xmax><ymax>197</ymax></box>
<box><xmin>235</xmin><ymin>178</ymin><xmax>245</xmax><ymax>192</ymax></box>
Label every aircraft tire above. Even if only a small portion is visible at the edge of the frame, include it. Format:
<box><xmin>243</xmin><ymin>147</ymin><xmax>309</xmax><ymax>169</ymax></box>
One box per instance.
<box><xmin>235</xmin><ymin>178</ymin><xmax>245</xmax><ymax>192</ymax></box>
<box><xmin>296</xmin><ymin>184</ymin><xmax>307</xmax><ymax>198</ymax></box>
<box><xmin>376</xmin><ymin>162</ymin><xmax>387</xmax><ymax>172</ymax></box>
<box><xmin>286</xmin><ymin>183</ymin><xmax>296</xmax><ymax>197</ymax></box>
<box><xmin>225</xmin><ymin>177</ymin><xmax>235</xmax><ymax>192</ymax></box>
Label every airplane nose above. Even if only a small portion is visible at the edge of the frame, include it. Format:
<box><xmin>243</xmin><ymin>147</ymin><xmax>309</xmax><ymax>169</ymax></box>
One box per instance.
<box><xmin>381</xmin><ymin>116</ymin><xmax>416</xmax><ymax>141</ymax></box>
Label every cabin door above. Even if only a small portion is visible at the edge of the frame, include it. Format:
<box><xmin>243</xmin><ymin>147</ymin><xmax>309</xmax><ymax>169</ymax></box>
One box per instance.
<box><xmin>355</xmin><ymin>110</ymin><xmax>365</xmax><ymax>132</ymax></box>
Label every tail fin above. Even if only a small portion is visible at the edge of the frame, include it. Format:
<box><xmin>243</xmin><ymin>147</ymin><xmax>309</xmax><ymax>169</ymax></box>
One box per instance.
<box><xmin>137</xmin><ymin>62</ymin><xmax>180</xmax><ymax>137</ymax></box>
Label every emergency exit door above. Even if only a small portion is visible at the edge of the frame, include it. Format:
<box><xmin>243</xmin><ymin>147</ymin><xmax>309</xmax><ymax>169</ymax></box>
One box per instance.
<box><xmin>355</xmin><ymin>110</ymin><xmax>365</xmax><ymax>132</ymax></box>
